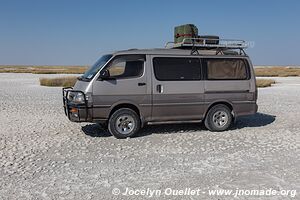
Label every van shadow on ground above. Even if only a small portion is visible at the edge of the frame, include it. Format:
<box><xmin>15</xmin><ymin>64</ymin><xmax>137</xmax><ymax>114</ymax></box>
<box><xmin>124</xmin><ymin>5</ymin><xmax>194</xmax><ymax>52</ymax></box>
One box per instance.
<box><xmin>81</xmin><ymin>112</ymin><xmax>276</xmax><ymax>138</ymax></box>
<box><xmin>232</xmin><ymin>112</ymin><xmax>276</xmax><ymax>130</ymax></box>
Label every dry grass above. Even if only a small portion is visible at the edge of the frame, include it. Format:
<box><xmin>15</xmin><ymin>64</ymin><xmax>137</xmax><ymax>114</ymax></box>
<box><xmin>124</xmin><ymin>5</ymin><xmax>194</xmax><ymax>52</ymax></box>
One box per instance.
<box><xmin>2</xmin><ymin>65</ymin><xmax>300</xmax><ymax>77</ymax></box>
<box><xmin>40</xmin><ymin>76</ymin><xmax>78</xmax><ymax>87</ymax></box>
<box><xmin>40</xmin><ymin>76</ymin><xmax>275</xmax><ymax>88</ymax></box>
<box><xmin>0</xmin><ymin>65</ymin><xmax>88</xmax><ymax>74</ymax></box>
<box><xmin>255</xmin><ymin>67</ymin><xmax>300</xmax><ymax>77</ymax></box>
<box><xmin>256</xmin><ymin>79</ymin><xmax>275</xmax><ymax>88</ymax></box>
<box><xmin>109</xmin><ymin>66</ymin><xmax>124</xmax><ymax>76</ymax></box>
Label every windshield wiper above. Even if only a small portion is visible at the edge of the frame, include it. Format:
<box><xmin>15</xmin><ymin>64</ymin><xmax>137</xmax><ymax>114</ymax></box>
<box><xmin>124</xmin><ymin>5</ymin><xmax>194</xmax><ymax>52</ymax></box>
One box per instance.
<box><xmin>77</xmin><ymin>76</ymin><xmax>90</xmax><ymax>82</ymax></box>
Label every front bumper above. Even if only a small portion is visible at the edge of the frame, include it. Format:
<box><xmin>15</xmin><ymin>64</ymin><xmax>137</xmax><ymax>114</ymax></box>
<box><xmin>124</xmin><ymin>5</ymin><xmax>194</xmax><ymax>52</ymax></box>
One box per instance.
<box><xmin>62</xmin><ymin>87</ymin><xmax>91</xmax><ymax>122</ymax></box>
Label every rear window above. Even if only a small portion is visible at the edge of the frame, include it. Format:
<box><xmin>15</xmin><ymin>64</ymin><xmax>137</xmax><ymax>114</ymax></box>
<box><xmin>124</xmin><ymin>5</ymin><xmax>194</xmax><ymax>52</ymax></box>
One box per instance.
<box><xmin>153</xmin><ymin>57</ymin><xmax>201</xmax><ymax>81</ymax></box>
<box><xmin>204</xmin><ymin>58</ymin><xmax>249</xmax><ymax>80</ymax></box>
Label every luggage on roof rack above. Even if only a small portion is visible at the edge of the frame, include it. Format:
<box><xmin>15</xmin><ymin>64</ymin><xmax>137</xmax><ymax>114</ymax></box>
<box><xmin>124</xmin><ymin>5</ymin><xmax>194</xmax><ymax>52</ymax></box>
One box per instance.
<box><xmin>198</xmin><ymin>35</ymin><xmax>219</xmax><ymax>45</ymax></box>
<box><xmin>169</xmin><ymin>24</ymin><xmax>248</xmax><ymax>55</ymax></box>
<box><xmin>174</xmin><ymin>24</ymin><xmax>198</xmax><ymax>44</ymax></box>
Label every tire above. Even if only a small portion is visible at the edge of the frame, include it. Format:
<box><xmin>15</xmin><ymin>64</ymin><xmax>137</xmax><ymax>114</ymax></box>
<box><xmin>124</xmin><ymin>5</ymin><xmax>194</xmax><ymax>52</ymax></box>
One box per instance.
<box><xmin>204</xmin><ymin>104</ymin><xmax>232</xmax><ymax>132</ymax></box>
<box><xmin>108</xmin><ymin>108</ymin><xmax>140</xmax><ymax>139</ymax></box>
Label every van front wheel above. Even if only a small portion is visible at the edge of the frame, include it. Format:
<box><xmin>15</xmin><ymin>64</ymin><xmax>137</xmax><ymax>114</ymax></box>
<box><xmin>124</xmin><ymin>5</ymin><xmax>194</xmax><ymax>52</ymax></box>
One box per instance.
<box><xmin>204</xmin><ymin>104</ymin><xmax>232</xmax><ymax>131</ymax></box>
<box><xmin>108</xmin><ymin>108</ymin><xmax>140</xmax><ymax>139</ymax></box>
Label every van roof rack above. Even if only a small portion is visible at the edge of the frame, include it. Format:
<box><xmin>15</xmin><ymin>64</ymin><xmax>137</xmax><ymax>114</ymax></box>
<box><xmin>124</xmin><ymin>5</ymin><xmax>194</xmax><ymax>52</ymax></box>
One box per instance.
<box><xmin>165</xmin><ymin>38</ymin><xmax>248</xmax><ymax>56</ymax></box>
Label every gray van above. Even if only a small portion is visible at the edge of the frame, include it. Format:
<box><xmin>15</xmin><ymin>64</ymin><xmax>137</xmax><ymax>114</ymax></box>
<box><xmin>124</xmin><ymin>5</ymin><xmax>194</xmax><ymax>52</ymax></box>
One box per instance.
<box><xmin>63</xmin><ymin>43</ymin><xmax>257</xmax><ymax>138</ymax></box>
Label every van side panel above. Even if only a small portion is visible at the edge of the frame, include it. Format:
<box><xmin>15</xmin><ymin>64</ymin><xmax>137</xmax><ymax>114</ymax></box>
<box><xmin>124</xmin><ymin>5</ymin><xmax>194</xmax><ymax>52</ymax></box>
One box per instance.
<box><xmin>204</xmin><ymin>80</ymin><xmax>256</xmax><ymax>116</ymax></box>
<box><xmin>203</xmin><ymin>57</ymin><xmax>257</xmax><ymax>117</ymax></box>
<box><xmin>91</xmin><ymin>56</ymin><xmax>152</xmax><ymax>122</ymax></box>
<box><xmin>150</xmin><ymin>55</ymin><xmax>205</xmax><ymax>121</ymax></box>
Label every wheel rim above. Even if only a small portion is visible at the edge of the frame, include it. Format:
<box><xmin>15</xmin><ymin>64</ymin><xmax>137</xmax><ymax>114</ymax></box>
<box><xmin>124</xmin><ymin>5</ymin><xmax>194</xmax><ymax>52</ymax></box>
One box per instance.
<box><xmin>212</xmin><ymin>111</ymin><xmax>229</xmax><ymax>128</ymax></box>
<box><xmin>115</xmin><ymin>115</ymin><xmax>135</xmax><ymax>135</ymax></box>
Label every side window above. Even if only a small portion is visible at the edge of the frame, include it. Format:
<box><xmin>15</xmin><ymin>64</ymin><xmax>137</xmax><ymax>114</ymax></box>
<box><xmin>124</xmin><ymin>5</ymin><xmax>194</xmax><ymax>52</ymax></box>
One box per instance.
<box><xmin>204</xmin><ymin>58</ymin><xmax>249</xmax><ymax>80</ymax></box>
<box><xmin>107</xmin><ymin>55</ymin><xmax>145</xmax><ymax>79</ymax></box>
<box><xmin>153</xmin><ymin>57</ymin><xmax>201</xmax><ymax>81</ymax></box>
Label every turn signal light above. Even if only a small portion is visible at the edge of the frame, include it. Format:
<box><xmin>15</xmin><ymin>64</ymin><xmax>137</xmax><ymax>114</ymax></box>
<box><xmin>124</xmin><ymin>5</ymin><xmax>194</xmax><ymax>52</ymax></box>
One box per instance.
<box><xmin>70</xmin><ymin>108</ymin><xmax>78</xmax><ymax>113</ymax></box>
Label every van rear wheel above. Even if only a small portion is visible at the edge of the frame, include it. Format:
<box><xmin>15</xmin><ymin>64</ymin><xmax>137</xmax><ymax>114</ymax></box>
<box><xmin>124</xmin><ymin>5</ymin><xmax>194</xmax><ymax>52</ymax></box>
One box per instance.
<box><xmin>108</xmin><ymin>108</ymin><xmax>140</xmax><ymax>139</ymax></box>
<box><xmin>204</xmin><ymin>104</ymin><xmax>232</xmax><ymax>131</ymax></box>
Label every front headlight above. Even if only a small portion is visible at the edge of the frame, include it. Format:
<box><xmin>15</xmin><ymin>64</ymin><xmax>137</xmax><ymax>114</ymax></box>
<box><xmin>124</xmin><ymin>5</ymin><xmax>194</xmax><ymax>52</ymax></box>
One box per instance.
<box><xmin>67</xmin><ymin>92</ymin><xmax>85</xmax><ymax>103</ymax></box>
<box><xmin>67</xmin><ymin>91</ymin><xmax>75</xmax><ymax>101</ymax></box>
<box><xmin>74</xmin><ymin>93</ymin><xmax>85</xmax><ymax>103</ymax></box>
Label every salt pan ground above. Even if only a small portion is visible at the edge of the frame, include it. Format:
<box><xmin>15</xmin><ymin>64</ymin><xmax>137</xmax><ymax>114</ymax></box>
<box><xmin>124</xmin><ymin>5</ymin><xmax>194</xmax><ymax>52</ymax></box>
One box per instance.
<box><xmin>0</xmin><ymin>74</ymin><xmax>299</xmax><ymax>199</ymax></box>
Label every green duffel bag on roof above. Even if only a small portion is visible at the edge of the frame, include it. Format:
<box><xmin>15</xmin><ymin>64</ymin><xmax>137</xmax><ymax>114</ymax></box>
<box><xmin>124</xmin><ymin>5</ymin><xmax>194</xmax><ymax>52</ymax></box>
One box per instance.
<box><xmin>174</xmin><ymin>24</ymin><xmax>198</xmax><ymax>44</ymax></box>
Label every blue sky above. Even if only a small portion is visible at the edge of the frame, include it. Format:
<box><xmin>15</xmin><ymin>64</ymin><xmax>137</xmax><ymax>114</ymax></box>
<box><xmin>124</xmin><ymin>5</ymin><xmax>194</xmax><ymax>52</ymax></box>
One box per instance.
<box><xmin>0</xmin><ymin>0</ymin><xmax>299</xmax><ymax>65</ymax></box>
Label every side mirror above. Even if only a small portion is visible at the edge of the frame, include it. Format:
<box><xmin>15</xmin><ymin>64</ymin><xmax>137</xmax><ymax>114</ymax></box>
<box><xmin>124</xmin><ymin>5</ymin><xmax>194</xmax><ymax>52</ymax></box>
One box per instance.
<box><xmin>99</xmin><ymin>69</ymin><xmax>110</xmax><ymax>80</ymax></box>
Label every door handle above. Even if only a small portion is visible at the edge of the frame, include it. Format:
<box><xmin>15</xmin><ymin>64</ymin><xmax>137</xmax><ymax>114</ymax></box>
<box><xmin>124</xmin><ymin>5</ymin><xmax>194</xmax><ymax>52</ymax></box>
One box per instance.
<box><xmin>138</xmin><ymin>82</ymin><xmax>146</xmax><ymax>86</ymax></box>
<box><xmin>157</xmin><ymin>84</ymin><xmax>163</xmax><ymax>93</ymax></box>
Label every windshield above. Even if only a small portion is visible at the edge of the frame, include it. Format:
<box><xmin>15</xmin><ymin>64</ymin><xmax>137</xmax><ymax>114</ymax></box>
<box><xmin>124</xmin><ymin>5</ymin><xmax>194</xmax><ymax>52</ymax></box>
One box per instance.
<box><xmin>81</xmin><ymin>54</ymin><xmax>112</xmax><ymax>80</ymax></box>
